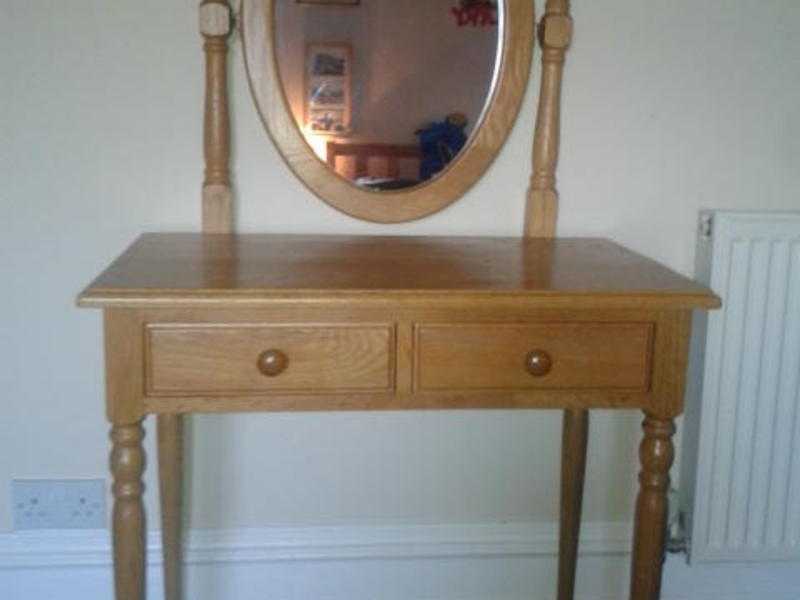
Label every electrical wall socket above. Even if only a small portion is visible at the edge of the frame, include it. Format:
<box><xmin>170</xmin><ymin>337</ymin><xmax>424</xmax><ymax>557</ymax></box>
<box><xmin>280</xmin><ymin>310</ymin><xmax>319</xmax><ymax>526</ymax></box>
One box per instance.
<box><xmin>12</xmin><ymin>479</ymin><xmax>106</xmax><ymax>530</ymax></box>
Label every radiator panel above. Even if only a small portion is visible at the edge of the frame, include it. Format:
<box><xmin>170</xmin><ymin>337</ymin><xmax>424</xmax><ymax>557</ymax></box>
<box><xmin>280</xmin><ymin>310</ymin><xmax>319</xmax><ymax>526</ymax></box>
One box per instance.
<box><xmin>684</xmin><ymin>211</ymin><xmax>800</xmax><ymax>563</ymax></box>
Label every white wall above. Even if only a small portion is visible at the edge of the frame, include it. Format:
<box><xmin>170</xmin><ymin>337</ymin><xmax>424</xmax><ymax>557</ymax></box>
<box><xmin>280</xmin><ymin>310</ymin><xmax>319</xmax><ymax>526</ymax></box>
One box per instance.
<box><xmin>1</xmin><ymin>0</ymin><xmax>799</xmax><ymax>561</ymax></box>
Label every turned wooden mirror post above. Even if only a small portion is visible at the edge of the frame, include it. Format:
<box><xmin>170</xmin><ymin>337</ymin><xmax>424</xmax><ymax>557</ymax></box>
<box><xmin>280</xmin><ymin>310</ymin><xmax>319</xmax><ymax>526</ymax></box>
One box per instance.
<box><xmin>200</xmin><ymin>0</ymin><xmax>234</xmax><ymax>233</ymax></box>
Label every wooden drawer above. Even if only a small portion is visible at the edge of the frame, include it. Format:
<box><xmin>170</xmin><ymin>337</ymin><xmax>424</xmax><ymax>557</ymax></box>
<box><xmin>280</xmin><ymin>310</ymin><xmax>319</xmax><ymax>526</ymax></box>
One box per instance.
<box><xmin>146</xmin><ymin>324</ymin><xmax>394</xmax><ymax>395</ymax></box>
<box><xmin>414</xmin><ymin>323</ymin><xmax>653</xmax><ymax>391</ymax></box>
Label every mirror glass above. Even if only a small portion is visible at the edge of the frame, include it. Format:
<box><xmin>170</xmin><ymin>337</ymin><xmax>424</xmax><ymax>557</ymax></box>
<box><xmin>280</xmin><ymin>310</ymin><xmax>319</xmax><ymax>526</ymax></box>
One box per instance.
<box><xmin>274</xmin><ymin>0</ymin><xmax>502</xmax><ymax>192</ymax></box>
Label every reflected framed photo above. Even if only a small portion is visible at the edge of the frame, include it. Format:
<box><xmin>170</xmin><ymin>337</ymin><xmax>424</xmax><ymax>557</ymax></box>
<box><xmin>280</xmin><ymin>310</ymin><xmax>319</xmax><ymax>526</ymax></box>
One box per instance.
<box><xmin>305</xmin><ymin>43</ymin><xmax>352</xmax><ymax>135</ymax></box>
<box><xmin>309</xmin><ymin>80</ymin><xmax>346</xmax><ymax>107</ymax></box>
<box><xmin>308</xmin><ymin>109</ymin><xmax>348</xmax><ymax>134</ymax></box>
<box><xmin>307</xmin><ymin>43</ymin><xmax>350</xmax><ymax>77</ymax></box>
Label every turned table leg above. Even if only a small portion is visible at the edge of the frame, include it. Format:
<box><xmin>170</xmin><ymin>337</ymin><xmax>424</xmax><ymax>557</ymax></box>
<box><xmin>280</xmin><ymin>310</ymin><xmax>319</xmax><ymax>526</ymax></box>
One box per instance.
<box><xmin>158</xmin><ymin>414</ymin><xmax>184</xmax><ymax>600</ymax></box>
<box><xmin>630</xmin><ymin>414</ymin><xmax>675</xmax><ymax>600</ymax></box>
<box><xmin>557</xmin><ymin>408</ymin><xmax>589</xmax><ymax>600</ymax></box>
<box><xmin>111</xmin><ymin>421</ymin><xmax>147</xmax><ymax>600</ymax></box>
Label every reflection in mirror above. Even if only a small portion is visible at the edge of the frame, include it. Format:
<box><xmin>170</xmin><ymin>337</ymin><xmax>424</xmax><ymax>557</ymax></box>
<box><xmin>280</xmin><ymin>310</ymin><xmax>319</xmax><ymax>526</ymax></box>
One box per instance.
<box><xmin>275</xmin><ymin>0</ymin><xmax>501</xmax><ymax>192</ymax></box>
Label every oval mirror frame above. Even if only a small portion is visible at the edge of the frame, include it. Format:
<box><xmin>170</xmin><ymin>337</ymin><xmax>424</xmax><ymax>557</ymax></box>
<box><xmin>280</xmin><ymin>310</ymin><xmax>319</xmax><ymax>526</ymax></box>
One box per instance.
<box><xmin>243</xmin><ymin>0</ymin><xmax>534</xmax><ymax>223</ymax></box>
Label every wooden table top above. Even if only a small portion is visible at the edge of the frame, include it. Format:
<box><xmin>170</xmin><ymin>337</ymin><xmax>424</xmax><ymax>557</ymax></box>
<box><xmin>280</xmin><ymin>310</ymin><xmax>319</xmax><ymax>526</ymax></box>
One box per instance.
<box><xmin>77</xmin><ymin>233</ymin><xmax>719</xmax><ymax>309</ymax></box>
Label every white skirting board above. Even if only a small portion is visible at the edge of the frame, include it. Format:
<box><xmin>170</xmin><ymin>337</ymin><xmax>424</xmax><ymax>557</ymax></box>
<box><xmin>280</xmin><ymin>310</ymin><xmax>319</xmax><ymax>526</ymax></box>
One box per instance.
<box><xmin>2</xmin><ymin>522</ymin><xmax>799</xmax><ymax>600</ymax></box>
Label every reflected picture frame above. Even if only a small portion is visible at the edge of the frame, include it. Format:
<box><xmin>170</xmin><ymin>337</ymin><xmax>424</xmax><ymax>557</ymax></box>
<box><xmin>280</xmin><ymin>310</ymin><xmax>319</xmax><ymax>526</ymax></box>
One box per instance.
<box><xmin>305</xmin><ymin>42</ymin><xmax>353</xmax><ymax>135</ymax></box>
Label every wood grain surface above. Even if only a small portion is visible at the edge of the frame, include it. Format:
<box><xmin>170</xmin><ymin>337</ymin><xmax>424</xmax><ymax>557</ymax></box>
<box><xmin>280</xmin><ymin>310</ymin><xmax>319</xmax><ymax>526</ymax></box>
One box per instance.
<box><xmin>156</xmin><ymin>414</ymin><xmax>183</xmax><ymax>600</ymax></box>
<box><xmin>110</xmin><ymin>422</ymin><xmax>146</xmax><ymax>600</ymax></box>
<box><xmin>630</xmin><ymin>414</ymin><xmax>676</xmax><ymax>599</ymax></box>
<box><xmin>146</xmin><ymin>324</ymin><xmax>394</xmax><ymax>394</ymax></box>
<box><xmin>557</xmin><ymin>407</ymin><xmax>589</xmax><ymax>600</ymax></box>
<box><xmin>201</xmin><ymin>0</ymin><xmax>233</xmax><ymax>234</ymax></box>
<box><xmin>525</xmin><ymin>0</ymin><xmax>573</xmax><ymax>238</ymax></box>
<box><xmin>95</xmin><ymin>306</ymin><xmax>699</xmax><ymax>417</ymax></box>
<box><xmin>414</xmin><ymin>322</ymin><xmax>653</xmax><ymax>391</ymax></box>
<box><xmin>78</xmin><ymin>234</ymin><xmax>720</xmax><ymax>309</ymax></box>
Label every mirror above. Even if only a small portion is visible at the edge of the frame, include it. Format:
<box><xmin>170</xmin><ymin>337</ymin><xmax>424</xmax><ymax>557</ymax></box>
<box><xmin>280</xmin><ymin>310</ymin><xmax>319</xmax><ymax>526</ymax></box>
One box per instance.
<box><xmin>275</xmin><ymin>0</ymin><xmax>500</xmax><ymax>191</ymax></box>
<box><xmin>244</xmin><ymin>0</ymin><xmax>534</xmax><ymax>222</ymax></box>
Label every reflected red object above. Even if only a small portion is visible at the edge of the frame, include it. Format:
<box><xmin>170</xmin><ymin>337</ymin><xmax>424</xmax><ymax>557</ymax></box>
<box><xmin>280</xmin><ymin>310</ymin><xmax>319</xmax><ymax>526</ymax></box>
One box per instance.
<box><xmin>450</xmin><ymin>2</ymin><xmax>498</xmax><ymax>28</ymax></box>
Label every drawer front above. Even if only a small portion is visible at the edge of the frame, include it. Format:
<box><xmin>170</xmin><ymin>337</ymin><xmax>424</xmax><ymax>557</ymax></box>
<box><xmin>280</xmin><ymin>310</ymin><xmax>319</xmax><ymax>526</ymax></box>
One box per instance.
<box><xmin>415</xmin><ymin>323</ymin><xmax>653</xmax><ymax>391</ymax></box>
<box><xmin>146</xmin><ymin>324</ymin><xmax>394</xmax><ymax>394</ymax></box>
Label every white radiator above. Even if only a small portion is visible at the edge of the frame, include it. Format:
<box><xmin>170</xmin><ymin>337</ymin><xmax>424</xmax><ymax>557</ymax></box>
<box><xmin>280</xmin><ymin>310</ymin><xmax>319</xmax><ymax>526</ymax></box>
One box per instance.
<box><xmin>680</xmin><ymin>210</ymin><xmax>800</xmax><ymax>563</ymax></box>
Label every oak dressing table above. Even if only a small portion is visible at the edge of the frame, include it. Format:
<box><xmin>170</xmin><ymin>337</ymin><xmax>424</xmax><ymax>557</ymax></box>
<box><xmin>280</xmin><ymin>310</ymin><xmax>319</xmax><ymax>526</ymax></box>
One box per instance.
<box><xmin>77</xmin><ymin>2</ymin><xmax>720</xmax><ymax>600</ymax></box>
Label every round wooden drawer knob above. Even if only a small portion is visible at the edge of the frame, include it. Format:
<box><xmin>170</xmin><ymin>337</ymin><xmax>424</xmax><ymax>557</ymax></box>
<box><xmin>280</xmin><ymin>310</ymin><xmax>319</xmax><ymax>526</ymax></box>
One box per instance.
<box><xmin>257</xmin><ymin>349</ymin><xmax>289</xmax><ymax>377</ymax></box>
<box><xmin>525</xmin><ymin>349</ymin><xmax>553</xmax><ymax>377</ymax></box>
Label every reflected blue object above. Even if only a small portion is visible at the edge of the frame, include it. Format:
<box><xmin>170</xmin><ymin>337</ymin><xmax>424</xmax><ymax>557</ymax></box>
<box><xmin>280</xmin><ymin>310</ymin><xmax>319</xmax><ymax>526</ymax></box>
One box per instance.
<box><xmin>416</xmin><ymin>115</ymin><xmax>468</xmax><ymax>181</ymax></box>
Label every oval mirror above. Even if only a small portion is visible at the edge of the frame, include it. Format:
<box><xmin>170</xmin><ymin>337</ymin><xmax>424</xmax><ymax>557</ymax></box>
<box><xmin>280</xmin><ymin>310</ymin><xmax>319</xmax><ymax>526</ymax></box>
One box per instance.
<box><xmin>243</xmin><ymin>0</ymin><xmax>534</xmax><ymax>223</ymax></box>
